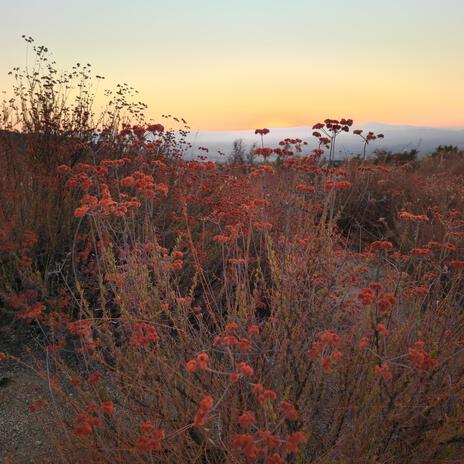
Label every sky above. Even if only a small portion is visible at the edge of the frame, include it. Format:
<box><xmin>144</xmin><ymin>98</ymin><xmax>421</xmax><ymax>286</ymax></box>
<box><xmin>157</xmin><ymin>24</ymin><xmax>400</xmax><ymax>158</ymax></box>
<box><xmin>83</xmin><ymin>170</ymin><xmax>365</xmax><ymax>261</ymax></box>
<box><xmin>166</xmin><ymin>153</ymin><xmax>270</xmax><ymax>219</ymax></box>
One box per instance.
<box><xmin>1</xmin><ymin>0</ymin><xmax>464</xmax><ymax>131</ymax></box>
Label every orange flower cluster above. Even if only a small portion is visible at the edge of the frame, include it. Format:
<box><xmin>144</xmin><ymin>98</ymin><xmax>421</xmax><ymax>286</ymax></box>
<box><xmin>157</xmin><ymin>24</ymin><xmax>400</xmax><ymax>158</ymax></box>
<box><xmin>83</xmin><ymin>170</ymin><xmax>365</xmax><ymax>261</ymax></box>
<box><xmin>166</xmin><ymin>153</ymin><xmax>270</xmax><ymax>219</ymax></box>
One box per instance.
<box><xmin>74</xmin><ymin>401</ymin><xmax>111</xmax><ymax>436</ymax></box>
<box><xmin>239</xmin><ymin>411</ymin><xmax>256</xmax><ymax>429</ymax></box>
<box><xmin>193</xmin><ymin>395</ymin><xmax>214</xmax><ymax>427</ymax></box>
<box><xmin>308</xmin><ymin>331</ymin><xmax>342</xmax><ymax>373</ymax></box>
<box><xmin>358</xmin><ymin>283</ymin><xmax>397</xmax><ymax>313</ymax></box>
<box><xmin>135</xmin><ymin>421</ymin><xmax>165</xmax><ymax>453</ymax></box>
<box><xmin>130</xmin><ymin>322</ymin><xmax>159</xmax><ymax>347</ymax></box>
<box><xmin>67</xmin><ymin>319</ymin><xmax>93</xmax><ymax>337</ymax></box>
<box><xmin>253</xmin><ymin>147</ymin><xmax>274</xmax><ymax>159</ymax></box>
<box><xmin>370</xmin><ymin>240</ymin><xmax>393</xmax><ymax>252</ymax></box>
<box><xmin>232</xmin><ymin>429</ymin><xmax>306</xmax><ymax>461</ymax></box>
<box><xmin>296</xmin><ymin>183</ymin><xmax>316</xmax><ymax>194</ymax></box>
<box><xmin>398</xmin><ymin>211</ymin><xmax>429</xmax><ymax>222</ymax></box>
<box><xmin>408</xmin><ymin>342</ymin><xmax>438</xmax><ymax>370</ymax></box>
<box><xmin>375</xmin><ymin>364</ymin><xmax>393</xmax><ymax>382</ymax></box>
<box><xmin>324</xmin><ymin>180</ymin><xmax>352</xmax><ymax>190</ymax></box>
<box><xmin>186</xmin><ymin>353</ymin><xmax>209</xmax><ymax>373</ymax></box>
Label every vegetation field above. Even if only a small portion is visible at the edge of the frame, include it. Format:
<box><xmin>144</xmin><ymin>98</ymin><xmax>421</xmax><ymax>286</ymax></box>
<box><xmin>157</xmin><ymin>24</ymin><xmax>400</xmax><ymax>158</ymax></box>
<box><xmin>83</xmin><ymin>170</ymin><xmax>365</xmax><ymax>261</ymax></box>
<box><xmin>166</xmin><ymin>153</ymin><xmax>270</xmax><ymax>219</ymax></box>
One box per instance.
<box><xmin>0</xmin><ymin>43</ymin><xmax>463</xmax><ymax>464</ymax></box>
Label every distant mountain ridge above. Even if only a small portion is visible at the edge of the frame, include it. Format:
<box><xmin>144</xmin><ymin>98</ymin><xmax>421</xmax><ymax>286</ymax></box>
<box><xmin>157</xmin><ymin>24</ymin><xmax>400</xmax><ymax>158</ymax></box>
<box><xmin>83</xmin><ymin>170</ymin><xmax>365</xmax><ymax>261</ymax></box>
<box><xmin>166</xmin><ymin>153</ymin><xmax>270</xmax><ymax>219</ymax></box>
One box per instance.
<box><xmin>185</xmin><ymin>124</ymin><xmax>464</xmax><ymax>160</ymax></box>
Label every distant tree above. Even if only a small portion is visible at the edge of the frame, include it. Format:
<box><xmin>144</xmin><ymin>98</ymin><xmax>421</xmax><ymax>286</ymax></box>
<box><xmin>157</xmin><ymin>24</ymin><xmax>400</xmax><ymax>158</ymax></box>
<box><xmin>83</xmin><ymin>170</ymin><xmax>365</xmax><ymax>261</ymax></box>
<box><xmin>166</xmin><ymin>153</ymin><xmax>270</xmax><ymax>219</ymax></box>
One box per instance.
<box><xmin>373</xmin><ymin>149</ymin><xmax>417</xmax><ymax>165</ymax></box>
<box><xmin>246</xmin><ymin>142</ymin><xmax>257</xmax><ymax>165</ymax></box>
<box><xmin>434</xmin><ymin>145</ymin><xmax>459</xmax><ymax>154</ymax></box>
<box><xmin>227</xmin><ymin>139</ymin><xmax>246</xmax><ymax>164</ymax></box>
<box><xmin>432</xmin><ymin>145</ymin><xmax>462</xmax><ymax>161</ymax></box>
<box><xmin>227</xmin><ymin>139</ymin><xmax>257</xmax><ymax>165</ymax></box>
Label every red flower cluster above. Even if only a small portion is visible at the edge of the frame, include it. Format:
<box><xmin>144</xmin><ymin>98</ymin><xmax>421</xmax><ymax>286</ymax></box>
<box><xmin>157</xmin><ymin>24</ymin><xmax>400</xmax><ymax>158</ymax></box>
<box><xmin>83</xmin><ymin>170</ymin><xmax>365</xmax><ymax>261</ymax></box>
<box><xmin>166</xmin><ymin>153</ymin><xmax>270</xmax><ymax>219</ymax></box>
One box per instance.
<box><xmin>193</xmin><ymin>395</ymin><xmax>214</xmax><ymax>427</ymax></box>
<box><xmin>186</xmin><ymin>353</ymin><xmax>209</xmax><ymax>373</ymax></box>
<box><xmin>135</xmin><ymin>421</ymin><xmax>165</xmax><ymax>453</ymax></box>
<box><xmin>130</xmin><ymin>322</ymin><xmax>159</xmax><ymax>347</ymax></box>
<box><xmin>324</xmin><ymin>180</ymin><xmax>352</xmax><ymax>190</ymax></box>
<box><xmin>398</xmin><ymin>211</ymin><xmax>429</xmax><ymax>222</ymax></box>
<box><xmin>370</xmin><ymin>240</ymin><xmax>393</xmax><ymax>252</ymax></box>
<box><xmin>375</xmin><ymin>364</ymin><xmax>393</xmax><ymax>381</ymax></box>
<box><xmin>408</xmin><ymin>342</ymin><xmax>438</xmax><ymax>370</ymax></box>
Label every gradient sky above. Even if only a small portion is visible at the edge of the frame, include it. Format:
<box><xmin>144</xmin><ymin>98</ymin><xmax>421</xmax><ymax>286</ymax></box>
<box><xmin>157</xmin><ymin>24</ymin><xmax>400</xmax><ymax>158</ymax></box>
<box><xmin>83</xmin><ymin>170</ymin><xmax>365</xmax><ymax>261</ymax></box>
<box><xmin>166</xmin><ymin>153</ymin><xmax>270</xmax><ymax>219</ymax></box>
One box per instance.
<box><xmin>1</xmin><ymin>0</ymin><xmax>464</xmax><ymax>130</ymax></box>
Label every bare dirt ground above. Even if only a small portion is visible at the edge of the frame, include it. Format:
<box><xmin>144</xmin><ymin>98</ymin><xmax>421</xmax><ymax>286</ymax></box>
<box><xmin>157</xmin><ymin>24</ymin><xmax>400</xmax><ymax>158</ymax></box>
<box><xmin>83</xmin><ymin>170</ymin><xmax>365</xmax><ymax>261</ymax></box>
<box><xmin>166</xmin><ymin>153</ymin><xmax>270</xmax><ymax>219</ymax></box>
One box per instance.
<box><xmin>0</xmin><ymin>324</ymin><xmax>56</xmax><ymax>464</ymax></box>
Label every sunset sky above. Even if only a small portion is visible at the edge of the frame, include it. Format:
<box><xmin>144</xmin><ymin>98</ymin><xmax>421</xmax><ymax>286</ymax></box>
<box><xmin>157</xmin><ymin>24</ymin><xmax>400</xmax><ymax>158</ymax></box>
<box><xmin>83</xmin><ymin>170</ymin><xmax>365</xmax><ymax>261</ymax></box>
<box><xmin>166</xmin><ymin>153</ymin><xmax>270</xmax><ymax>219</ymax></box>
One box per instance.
<box><xmin>2</xmin><ymin>0</ymin><xmax>464</xmax><ymax>130</ymax></box>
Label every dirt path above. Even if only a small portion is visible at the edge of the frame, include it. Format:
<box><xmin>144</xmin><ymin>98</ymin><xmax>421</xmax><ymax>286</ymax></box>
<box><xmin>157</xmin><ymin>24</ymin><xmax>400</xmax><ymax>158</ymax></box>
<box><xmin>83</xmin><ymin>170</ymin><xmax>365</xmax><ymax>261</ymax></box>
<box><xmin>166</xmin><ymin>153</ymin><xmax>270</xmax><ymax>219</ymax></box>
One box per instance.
<box><xmin>0</xmin><ymin>325</ymin><xmax>56</xmax><ymax>464</ymax></box>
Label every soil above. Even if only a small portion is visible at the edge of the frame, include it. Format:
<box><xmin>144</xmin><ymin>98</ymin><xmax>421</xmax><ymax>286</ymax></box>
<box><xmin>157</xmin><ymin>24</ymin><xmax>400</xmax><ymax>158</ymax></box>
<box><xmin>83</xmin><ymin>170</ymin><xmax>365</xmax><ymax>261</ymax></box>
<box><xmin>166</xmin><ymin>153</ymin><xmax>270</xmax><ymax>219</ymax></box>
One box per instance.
<box><xmin>0</xmin><ymin>323</ymin><xmax>56</xmax><ymax>464</ymax></box>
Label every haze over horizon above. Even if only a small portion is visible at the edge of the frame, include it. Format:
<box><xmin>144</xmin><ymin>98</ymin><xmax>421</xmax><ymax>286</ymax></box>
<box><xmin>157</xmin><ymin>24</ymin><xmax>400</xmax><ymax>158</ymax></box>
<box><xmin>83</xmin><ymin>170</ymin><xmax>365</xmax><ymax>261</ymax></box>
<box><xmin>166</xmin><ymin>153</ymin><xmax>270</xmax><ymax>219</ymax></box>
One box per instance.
<box><xmin>186</xmin><ymin>122</ymin><xmax>464</xmax><ymax>159</ymax></box>
<box><xmin>2</xmin><ymin>0</ymin><xmax>464</xmax><ymax>131</ymax></box>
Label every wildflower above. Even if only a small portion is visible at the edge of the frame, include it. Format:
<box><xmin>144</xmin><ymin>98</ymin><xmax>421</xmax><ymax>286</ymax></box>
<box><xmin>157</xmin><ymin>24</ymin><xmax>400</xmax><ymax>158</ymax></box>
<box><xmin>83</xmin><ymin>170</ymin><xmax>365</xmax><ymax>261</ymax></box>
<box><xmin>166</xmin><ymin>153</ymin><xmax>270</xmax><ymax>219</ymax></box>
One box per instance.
<box><xmin>410</xmin><ymin>248</ymin><xmax>432</xmax><ymax>256</ymax></box>
<box><xmin>358</xmin><ymin>337</ymin><xmax>369</xmax><ymax>350</ymax></box>
<box><xmin>74</xmin><ymin>206</ymin><xmax>90</xmax><ymax>218</ymax></box>
<box><xmin>225</xmin><ymin>322</ymin><xmax>239</xmax><ymax>334</ymax></box>
<box><xmin>375</xmin><ymin>364</ymin><xmax>393</xmax><ymax>382</ymax></box>
<box><xmin>398</xmin><ymin>211</ymin><xmax>428</xmax><ymax>222</ymax></box>
<box><xmin>170</xmin><ymin>259</ymin><xmax>183</xmax><ymax>270</ymax></box>
<box><xmin>256</xmin><ymin>430</ymin><xmax>281</xmax><ymax>448</ymax></box>
<box><xmin>155</xmin><ymin>183</ymin><xmax>169</xmax><ymax>196</ymax></box>
<box><xmin>130</xmin><ymin>323</ymin><xmax>159</xmax><ymax>347</ymax></box>
<box><xmin>253</xmin><ymin>147</ymin><xmax>274</xmax><ymax>158</ymax></box>
<box><xmin>378</xmin><ymin>293</ymin><xmax>397</xmax><ymax>313</ymax></box>
<box><xmin>87</xmin><ymin>372</ymin><xmax>101</xmax><ymax>385</ymax></box>
<box><xmin>147</xmin><ymin>123</ymin><xmax>164</xmax><ymax>132</ymax></box>
<box><xmin>186</xmin><ymin>359</ymin><xmax>198</xmax><ymax>373</ymax></box>
<box><xmin>252</xmin><ymin>383</ymin><xmax>264</xmax><ymax>395</ymax></box>
<box><xmin>57</xmin><ymin>164</ymin><xmax>72</xmax><ymax>174</ymax></box>
<box><xmin>248</xmin><ymin>325</ymin><xmax>259</xmax><ymax>337</ymax></box>
<box><xmin>408</xmin><ymin>342</ymin><xmax>438</xmax><ymax>370</ymax></box>
<box><xmin>30</xmin><ymin>399</ymin><xmax>48</xmax><ymax>412</ymax></box>
<box><xmin>229</xmin><ymin>258</ymin><xmax>246</xmax><ymax>265</ymax></box>
<box><xmin>99</xmin><ymin>401</ymin><xmax>114</xmax><ymax>415</ymax></box>
<box><xmin>17</xmin><ymin>302</ymin><xmax>45</xmax><ymax>319</ymax></box>
<box><xmin>213</xmin><ymin>234</ymin><xmax>232</xmax><ymax>243</ymax></box>
<box><xmin>286</xmin><ymin>431</ymin><xmax>307</xmax><ymax>453</ymax></box>
<box><xmin>70</xmin><ymin>378</ymin><xmax>82</xmax><ymax>387</ymax></box>
<box><xmin>135</xmin><ymin>422</ymin><xmax>165</xmax><ymax>453</ymax></box>
<box><xmin>267</xmin><ymin>453</ymin><xmax>283</xmax><ymax>464</ymax></box>
<box><xmin>223</xmin><ymin>335</ymin><xmax>238</xmax><ymax>346</ymax></box>
<box><xmin>279</xmin><ymin>401</ymin><xmax>298</xmax><ymax>421</ymax></box>
<box><xmin>75</xmin><ymin>412</ymin><xmax>102</xmax><ymax>436</ymax></box>
<box><xmin>370</xmin><ymin>240</ymin><xmax>393</xmax><ymax>252</ymax></box>
<box><xmin>296</xmin><ymin>184</ymin><xmax>315</xmax><ymax>194</ymax></box>
<box><xmin>193</xmin><ymin>395</ymin><xmax>214</xmax><ymax>427</ymax></box>
<box><xmin>258</xmin><ymin>389</ymin><xmax>277</xmax><ymax>402</ymax></box>
<box><xmin>120</xmin><ymin>176</ymin><xmax>135</xmax><ymax>187</ymax></box>
<box><xmin>238</xmin><ymin>362</ymin><xmax>254</xmax><ymax>377</ymax></box>
<box><xmin>232</xmin><ymin>434</ymin><xmax>261</xmax><ymax>460</ymax></box>
<box><xmin>358</xmin><ymin>288</ymin><xmax>375</xmax><ymax>305</ymax></box>
<box><xmin>196</xmin><ymin>353</ymin><xmax>209</xmax><ymax>370</ymax></box>
<box><xmin>253</xmin><ymin>221</ymin><xmax>273</xmax><ymax>231</ymax></box>
<box><xmin>238</xmin><ymin>337</ymin><xmax>252</xmax><ymax>352</ymax></box>
<box><xmin>449</xmin><ymin>260</ymin><xmax>464</xmax><ymax>268</ymax></box>
<box><xmin>67</xmin><ymin>320</ymin><xmax>92</xmax><ymax>337</ymax></box>
<box><xmin>307</xmin><ymin>341</ymin><xmax>324</xmax><ymax>358</ymax></box>
<box><xmin>376</xmin><ymin>323</ymin><xmax>390</xmax><ymax>337</ymax></box>
<box><xmin>318</xmin><ymin>331</ymin><xmax>340</xmax><ymax>346</ymax></box>
<box><xmin>239</xmin><ymin>411</ymin><xmax>256</xmax><ymax>429</ymax></box>
<box><xmin>404</xmin><ymin>286</ymin><xmax>429</xmax><ymax>297</ymax></box>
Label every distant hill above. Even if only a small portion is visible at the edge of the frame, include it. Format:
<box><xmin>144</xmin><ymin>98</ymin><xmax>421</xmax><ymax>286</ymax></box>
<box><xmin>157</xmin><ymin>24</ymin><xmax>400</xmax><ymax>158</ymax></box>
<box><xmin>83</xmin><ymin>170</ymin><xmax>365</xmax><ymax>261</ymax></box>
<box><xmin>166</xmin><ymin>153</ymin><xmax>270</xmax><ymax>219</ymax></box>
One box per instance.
<box><xmin>185</xmin><ymin>123</ymin><xmax>464</xmax><ymax>160</ymax></box>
